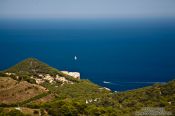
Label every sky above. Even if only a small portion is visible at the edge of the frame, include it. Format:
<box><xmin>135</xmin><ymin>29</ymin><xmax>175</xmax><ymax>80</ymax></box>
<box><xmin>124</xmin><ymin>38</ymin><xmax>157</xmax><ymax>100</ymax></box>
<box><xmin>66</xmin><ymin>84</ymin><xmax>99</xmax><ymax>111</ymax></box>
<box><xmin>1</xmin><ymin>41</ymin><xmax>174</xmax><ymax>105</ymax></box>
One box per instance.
<box><xmin>0</xmin><ymin>0</ymin><xmax>175</xmax><ymax>19</ymax></box>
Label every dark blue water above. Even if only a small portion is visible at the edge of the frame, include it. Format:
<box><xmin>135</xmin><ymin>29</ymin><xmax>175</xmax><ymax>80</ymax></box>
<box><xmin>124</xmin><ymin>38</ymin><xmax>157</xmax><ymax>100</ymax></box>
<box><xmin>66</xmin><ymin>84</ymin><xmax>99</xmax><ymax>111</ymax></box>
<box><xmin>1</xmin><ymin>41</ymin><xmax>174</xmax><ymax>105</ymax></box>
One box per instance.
<box><xmin>0</xmin><ymin>19</ymin><xmax>175</xmax><ymax>91</ymax></box>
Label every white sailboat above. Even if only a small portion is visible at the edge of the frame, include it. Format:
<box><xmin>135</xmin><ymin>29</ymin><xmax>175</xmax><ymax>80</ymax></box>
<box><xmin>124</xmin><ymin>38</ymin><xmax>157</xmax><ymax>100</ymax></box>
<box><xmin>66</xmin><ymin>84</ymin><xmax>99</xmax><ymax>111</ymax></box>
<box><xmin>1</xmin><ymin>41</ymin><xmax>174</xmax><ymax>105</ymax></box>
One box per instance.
<box><xmin>74</xmin><ymin>56</ymin><xmax>77</xmax><ymax>60</ymax></box>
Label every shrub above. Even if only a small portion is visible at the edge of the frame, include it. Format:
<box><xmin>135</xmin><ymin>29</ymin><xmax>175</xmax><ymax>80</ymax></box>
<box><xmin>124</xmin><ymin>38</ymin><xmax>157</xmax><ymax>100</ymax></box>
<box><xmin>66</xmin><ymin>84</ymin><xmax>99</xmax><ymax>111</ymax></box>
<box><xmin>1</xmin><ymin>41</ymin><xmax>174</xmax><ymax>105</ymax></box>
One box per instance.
<box><xmin>33</xmin><ymin>110</ymin><xmax>39</xmax><ymax>114</ymax></box>
<box><xmin>7</xmin><ymin>109</ymin><xmax>25</xmax><ymax>116</ymax></box>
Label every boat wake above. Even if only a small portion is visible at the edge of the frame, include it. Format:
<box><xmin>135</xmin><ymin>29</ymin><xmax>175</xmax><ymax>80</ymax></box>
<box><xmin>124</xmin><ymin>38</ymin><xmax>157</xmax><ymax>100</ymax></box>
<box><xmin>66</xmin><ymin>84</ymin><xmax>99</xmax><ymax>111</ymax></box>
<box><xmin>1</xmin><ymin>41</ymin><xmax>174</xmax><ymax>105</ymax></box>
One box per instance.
<box><xmin>103</xmin><ymin>81</ymin><xmax>111</xmax><ymax>84</ymax></box>
<box><xmin>103</xmin><ymin>81</ymin><xmax>166</xmax><ymax>86</ymax></box>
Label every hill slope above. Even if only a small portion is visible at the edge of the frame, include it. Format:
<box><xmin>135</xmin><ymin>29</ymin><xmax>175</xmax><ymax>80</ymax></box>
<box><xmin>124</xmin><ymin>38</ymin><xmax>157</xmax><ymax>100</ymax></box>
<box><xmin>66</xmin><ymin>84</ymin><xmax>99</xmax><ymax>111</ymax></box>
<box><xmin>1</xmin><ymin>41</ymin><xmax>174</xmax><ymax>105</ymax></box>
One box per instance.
<box><xmin>4</xmin><ymin>58</ymin><xmax>60</xmax><ymax>76</ymax></box>
<box><xmin>0</xmin><ymin>58</ymin><xmax>174</xmax><ymax>116</ymax></box>
<box><xmin>0</xmin><ymin>77</ymin><xmax>48</xmax><ymax>105</ymax></box>
<box><xmin>3</xmin><ymin>58</ymin><xmax>79</xmax><ymax>85</ymax></box>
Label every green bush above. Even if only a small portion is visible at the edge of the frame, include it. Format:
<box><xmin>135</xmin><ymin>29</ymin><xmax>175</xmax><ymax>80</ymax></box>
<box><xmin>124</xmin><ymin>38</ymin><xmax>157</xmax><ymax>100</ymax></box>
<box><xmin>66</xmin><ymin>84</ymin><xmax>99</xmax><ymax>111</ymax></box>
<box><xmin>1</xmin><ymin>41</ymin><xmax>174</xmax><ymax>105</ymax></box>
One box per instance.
<box><xmin>6</xmin><ymin>109</ymin><xmax>25</xmax><ymax>116</ymax></box>
<box><xmin>33</xmin><ymin>110</ymin><xmax>39</xmax><ymax>114</ymax></box>
<box><xmin>0</xmin><ymin>72</ymin><xmax>7</xmax><ymax>77</ymax></box>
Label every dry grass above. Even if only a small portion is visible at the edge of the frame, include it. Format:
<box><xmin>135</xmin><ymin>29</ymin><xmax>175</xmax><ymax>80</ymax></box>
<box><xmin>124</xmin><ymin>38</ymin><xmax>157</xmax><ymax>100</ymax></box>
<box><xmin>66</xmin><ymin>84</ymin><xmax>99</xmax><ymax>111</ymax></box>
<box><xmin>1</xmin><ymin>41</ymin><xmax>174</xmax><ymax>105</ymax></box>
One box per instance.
<box><xmin>0</xmin><ymin>77</ymin><xmax>17</xmax><ymax>90</ymax></box>
<box><xmin>32</xmin><ymin>93</ymin><xmax>55</xmax><ymax>104</ymax></box>
<box><xmin>0</xmin><ymin>77</ymin><xmax>48</xmax><ymax>105</ymax></box>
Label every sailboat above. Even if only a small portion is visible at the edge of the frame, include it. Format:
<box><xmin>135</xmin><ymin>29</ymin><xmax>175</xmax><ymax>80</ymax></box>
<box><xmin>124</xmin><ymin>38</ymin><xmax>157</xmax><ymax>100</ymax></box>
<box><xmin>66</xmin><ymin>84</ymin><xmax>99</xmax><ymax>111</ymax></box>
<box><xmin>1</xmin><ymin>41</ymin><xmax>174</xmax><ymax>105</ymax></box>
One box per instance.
<box><xmin>74</xmin><ymin>56</ymin><xmax>77</xmax><ymax>60</ymax></box>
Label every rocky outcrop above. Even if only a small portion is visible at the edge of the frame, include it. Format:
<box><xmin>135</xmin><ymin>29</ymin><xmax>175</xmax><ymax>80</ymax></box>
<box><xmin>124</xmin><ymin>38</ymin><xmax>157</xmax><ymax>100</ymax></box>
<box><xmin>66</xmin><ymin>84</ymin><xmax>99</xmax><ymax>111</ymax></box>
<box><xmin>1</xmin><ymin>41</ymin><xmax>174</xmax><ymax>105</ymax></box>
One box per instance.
<box><xmin>33</xmin><ymin>74</ymin><xmax>74</xmax><ymax>85</ymax></box>
<box><xmin>55</xmin><ymin>75</ymin><xmax>68</xmax><ymax>83</ymax></box>
<box><xmin>61</xmin><ymin>71</ymin><xmax>80</xmax><ymax>79</ymax></box>
<box><xmin>43</xmin><ymin>74</ymin><xmax>54</xmax><ymax>83</ymax></box>
<box><xmin>35</xmin><ymin>79</ymin><xmax>45</xmax><ymax>85</ymax></box>
<box><xmin>5</xmin><ymin>70</ymin><xmax>80</xmax><ymax>85</ymax></box>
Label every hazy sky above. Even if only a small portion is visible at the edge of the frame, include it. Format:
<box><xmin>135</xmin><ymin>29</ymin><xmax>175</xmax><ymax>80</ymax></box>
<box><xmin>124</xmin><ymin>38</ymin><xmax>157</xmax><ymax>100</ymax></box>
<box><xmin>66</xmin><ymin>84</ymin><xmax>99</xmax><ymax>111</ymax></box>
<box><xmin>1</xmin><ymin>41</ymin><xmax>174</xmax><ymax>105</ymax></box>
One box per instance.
<box><xmin>0</xmin><ymin>0</ymin><xmax>175</xmax><ymax>19</ymax></box>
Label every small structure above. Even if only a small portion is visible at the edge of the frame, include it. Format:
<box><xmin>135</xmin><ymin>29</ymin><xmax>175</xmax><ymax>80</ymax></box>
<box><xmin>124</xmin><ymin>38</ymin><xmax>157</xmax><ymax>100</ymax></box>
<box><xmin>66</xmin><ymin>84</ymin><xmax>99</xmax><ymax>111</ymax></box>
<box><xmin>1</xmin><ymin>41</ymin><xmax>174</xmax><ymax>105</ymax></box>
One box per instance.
<box><xmin>55</xmin><ymin>76</ymin><xmax>68</xmax><ymax>83</ymax></box>
<box><xmin>5</xmin><ymin>72</ymin><xmax>15</xmax><ymax>76</ymax></box>
<box><xmin>168</xmin><ymin>101</ymin><xmax>171</xmax><ymax>105</ymax></box>
<box><xmin>15</xmin><ymin>107</ymin><xmax>21</xmax><ymax>111</ymax></box>
<box><xmin>94</xmin><ymin>98</ymin><xmax>98</xmax><ymax>102</ymax></box>
<box><xmin>99</xmin><ymin>87</ymin><xmax>111</xmax><ymax>91</ymax></box>
<box><xmin>38</xmin><ymin>74</ymin><xmax>44</xmax><ymax>78</ymax></box>
<box><xmin>86</xmin><ymin>100</ymin><xmax>88</xmax><ymax>104</ymax></box>
<box><xmin>43</xmin><ymin>74</ymin><xmax>54</xmax><ymax>83</ymax></box>
<box><xmin>103</xmin><ymin>87</ymin><xmax>111</xmax><ymax>91</ymax></box>
<box><xmin>35</xmin><ymin>79</ymin><xmax>45</xmax><ymax>84</ymax></box>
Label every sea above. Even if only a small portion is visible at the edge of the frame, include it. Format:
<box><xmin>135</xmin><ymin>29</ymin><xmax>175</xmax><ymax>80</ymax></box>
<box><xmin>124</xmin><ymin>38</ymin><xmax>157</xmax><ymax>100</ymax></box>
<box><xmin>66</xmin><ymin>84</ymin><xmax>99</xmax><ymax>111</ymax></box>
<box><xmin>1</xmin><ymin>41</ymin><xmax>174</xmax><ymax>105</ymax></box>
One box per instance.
<box><xmin>0</xmin><ymin>18</ymin><xmax>175</xmax><ymax>91</ymax></box>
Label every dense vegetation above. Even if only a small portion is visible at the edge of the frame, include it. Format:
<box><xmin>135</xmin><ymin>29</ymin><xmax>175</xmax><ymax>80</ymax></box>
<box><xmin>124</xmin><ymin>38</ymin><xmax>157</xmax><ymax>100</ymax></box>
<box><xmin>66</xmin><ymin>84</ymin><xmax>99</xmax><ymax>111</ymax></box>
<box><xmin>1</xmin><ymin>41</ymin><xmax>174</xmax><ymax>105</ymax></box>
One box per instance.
<box><xmin>0</xmin><ymin>58</ymin><xmax>174</xmax><ymax>116</ymax></box>
<box><xmin>4</xmin><ymin>58</ymin><xmax>59</xmax><ymax>76</ymax></box>
<box><xmin>15</xmin><ymin>80</ymin><xmax>173</xmax><ymax>116</ymax></box>
<box><xmin>0</xmin><ymin>109</ymin><xmax>26</xmax><ymax>116</ymax></box>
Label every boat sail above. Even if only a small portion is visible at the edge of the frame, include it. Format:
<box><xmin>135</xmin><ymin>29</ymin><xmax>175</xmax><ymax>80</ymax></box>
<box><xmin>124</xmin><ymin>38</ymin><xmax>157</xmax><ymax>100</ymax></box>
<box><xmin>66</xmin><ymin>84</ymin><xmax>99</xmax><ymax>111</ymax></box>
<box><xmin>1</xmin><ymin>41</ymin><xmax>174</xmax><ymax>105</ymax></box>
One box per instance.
<box><xmin>74</xmin><ymin>56</ymin><xmax>77</xmax><ymax>60</ymax></box>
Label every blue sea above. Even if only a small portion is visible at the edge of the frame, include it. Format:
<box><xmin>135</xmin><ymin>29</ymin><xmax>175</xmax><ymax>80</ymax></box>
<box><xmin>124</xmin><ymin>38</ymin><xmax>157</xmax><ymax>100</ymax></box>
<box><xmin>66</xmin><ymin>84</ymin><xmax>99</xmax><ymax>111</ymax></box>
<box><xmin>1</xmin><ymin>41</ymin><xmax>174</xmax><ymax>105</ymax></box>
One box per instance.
<box><xmin>0</xmin><ymin>19</ymin><xmax>175</xmax><ymax>91</ymax></box>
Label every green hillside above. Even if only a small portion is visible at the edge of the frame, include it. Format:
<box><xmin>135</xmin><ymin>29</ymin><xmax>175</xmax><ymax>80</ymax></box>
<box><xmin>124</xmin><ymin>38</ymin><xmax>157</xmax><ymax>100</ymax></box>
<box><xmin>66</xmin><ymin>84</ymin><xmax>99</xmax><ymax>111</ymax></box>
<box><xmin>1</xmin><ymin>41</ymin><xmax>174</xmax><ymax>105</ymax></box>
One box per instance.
<box><xmin>0</xmin><ymin>58</ymin><xmax>175</xmax><ymax>116</ymax></box>
<box><xmin>3</xmin><ymin>58</ymin><xmax>78</xmax><ymax>83</ymax></box>
<box><xmin>4</xmin><ymin>58</ymin><xmax>60</xmax><ymax>76</ymax></box>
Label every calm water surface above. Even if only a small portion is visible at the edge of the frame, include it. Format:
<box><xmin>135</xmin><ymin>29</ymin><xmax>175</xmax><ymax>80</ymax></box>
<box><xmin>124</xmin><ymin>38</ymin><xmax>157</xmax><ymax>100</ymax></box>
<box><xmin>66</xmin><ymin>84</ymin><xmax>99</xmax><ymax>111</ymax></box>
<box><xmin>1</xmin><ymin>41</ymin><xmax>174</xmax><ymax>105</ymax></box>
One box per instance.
<box><xmin>0</xmin><ymin>19</ymin><xmax>175</xmax><ymax>91</ymax></box>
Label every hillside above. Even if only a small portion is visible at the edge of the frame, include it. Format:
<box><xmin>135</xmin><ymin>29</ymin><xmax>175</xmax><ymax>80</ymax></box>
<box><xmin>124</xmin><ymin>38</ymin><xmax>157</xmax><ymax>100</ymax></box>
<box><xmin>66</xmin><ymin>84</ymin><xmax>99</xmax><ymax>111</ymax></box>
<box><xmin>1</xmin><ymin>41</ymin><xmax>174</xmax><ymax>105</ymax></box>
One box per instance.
<box><xmin>0</xmin><ymin>77</ymin><xmax>48</xmax><ymax>105</ymax></box>
<box><xmin>38</xmin><ymin>80</ymin><xmax>174</xmax><ymax>116</ymax></box>
<box><xmin>4</xmin><ymin>58</ymin><xmax>59</xmax><ymax>76</ymax></box>
<box><xmin>0</xmin><ymin>58</ymin><xmax>174</xmax><ymax>116</ymax></box>
<box><xmin>2</xmin><ymin>58</ymin><xmax>79</xmax><ymax>85</ymax></box>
